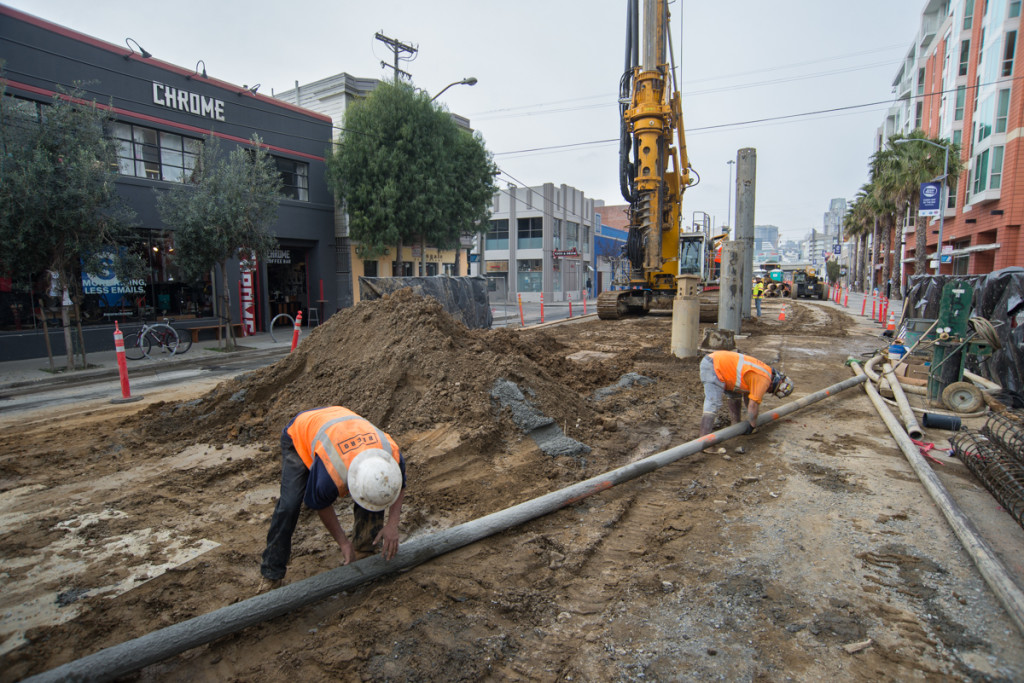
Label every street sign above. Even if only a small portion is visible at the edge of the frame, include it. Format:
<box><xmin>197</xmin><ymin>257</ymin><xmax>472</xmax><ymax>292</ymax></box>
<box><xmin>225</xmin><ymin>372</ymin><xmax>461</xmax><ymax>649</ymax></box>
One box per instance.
<box><xmin>834</xmin><ymin>244</ymin><xmax>842</xmax><ymax>255</ymax></box>
<box><xmin>941</xmin><ymin>254</ymin><xmax>952</xmax><ymax>264</ymax></box>
<box><xmin>918</xmin><ymin>182</ymin><xmax>941</xmax><ymax>216</ymax></box>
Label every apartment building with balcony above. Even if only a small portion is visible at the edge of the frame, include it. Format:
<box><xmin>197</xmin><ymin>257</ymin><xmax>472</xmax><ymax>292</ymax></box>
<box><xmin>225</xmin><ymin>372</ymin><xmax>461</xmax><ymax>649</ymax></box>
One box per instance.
<box><xmin>878</xmin><ymin>0</ymin><xmax>1023</xmax><ymax>280</ymax></box>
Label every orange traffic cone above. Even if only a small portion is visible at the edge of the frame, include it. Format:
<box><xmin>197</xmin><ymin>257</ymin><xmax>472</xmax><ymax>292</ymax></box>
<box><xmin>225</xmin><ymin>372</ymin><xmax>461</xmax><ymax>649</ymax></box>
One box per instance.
<box><xmin>886</xmin><ymin>311</ymin><xmax>896</xmax><ymax>332</ymax></box>
<box><xmin>778</xmin><ymin>304</ymin><xmax>787</xmax><ymax>322</ymax></box>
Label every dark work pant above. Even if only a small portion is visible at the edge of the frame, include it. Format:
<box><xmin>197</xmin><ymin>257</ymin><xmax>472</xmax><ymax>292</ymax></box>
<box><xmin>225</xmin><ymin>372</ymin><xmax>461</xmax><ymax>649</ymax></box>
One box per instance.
<box><xmin>260</xmin><ymin>433</ymin><xmax>384</xmax><ymax>580</ymax></box>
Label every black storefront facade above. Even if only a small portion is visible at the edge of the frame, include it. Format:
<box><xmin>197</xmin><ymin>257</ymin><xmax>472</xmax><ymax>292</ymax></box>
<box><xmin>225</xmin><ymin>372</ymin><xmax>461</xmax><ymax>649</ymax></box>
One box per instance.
<box><xmin>0</xmin><ymin>5</ymin><xmax>338</xmax><ymax>360</ymax></box>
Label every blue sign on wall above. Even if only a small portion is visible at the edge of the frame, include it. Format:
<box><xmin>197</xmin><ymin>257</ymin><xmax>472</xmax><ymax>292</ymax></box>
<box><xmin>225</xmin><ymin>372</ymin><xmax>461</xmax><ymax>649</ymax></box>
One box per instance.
<box><xmin>919</xmin><ymin>182</ymin><xmax>941</xmax><ymax>217</ymax></box>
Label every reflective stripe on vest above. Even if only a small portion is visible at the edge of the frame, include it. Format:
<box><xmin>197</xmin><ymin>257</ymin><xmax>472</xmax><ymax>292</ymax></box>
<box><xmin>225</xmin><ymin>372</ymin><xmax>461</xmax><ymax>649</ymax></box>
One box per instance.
<box><xmin>312</xmin><ymin>416</ymin><xmax>395</xmax><ymax>492</ymax></box>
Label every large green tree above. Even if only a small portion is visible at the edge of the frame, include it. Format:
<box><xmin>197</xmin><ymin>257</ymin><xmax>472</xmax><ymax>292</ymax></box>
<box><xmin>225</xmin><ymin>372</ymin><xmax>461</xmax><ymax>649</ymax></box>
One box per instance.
<box><xmin>155</xmin><ymin>134</ymin><xmax>281</xmax><ymax>349</ymax></box>
<box><xmin>0</xmin><ymin>81</ymin><xmax>142</xmax><ymax>371</ymax></box>
<box><xmin>326</xmin><ymin>80</ymin><xmax>497</xmax><ymax>276</ymax></box>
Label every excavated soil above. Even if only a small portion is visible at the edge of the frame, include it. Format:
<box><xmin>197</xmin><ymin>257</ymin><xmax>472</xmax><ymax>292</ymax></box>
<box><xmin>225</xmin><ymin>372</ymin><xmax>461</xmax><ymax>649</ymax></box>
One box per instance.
<box><xmin>2</xmin><ymin>289</ymin><xmax>1024</xmax><ymax>682</ymax></box>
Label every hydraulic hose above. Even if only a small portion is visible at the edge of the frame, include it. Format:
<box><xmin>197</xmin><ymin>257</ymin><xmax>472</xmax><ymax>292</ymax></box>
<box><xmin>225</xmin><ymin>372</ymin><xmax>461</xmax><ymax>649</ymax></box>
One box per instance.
<box><xmin>25</xmin><ymin>374</ymin><xmax>867</xmax><ymax>683</ymax></box>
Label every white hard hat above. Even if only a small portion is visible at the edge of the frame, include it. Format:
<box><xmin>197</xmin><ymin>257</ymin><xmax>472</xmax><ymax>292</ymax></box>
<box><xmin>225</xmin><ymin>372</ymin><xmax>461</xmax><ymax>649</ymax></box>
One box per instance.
<box><xmin>347</xmin><ymin>448</ymin><xmax>402</xmax><ymax>511</ymax></box>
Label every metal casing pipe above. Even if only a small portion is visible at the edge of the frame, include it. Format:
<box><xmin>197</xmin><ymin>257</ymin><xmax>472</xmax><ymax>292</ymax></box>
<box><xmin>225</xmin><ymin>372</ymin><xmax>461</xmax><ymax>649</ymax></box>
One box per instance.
<box><xmin>26</xmin><ymin>374</ymin><xmax>867</xmax><ymax>683</ymax></box>
<box><xmin>882</xmin><ymin>360</ymin><xmax>924</xmax><ymax>439</ymax></box>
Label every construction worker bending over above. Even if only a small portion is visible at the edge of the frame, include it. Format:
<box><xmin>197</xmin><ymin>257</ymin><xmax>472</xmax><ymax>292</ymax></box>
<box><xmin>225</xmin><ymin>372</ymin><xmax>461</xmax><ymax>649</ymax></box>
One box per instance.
<box><xmin>260</xmin><ymin>406</ymin><xmax>406</xmax><ymax>586</ymax></box>
<box><xmin>699</xmin><ymin>350</ymin><xmax>794</xmax><ymax>437</ymax></box>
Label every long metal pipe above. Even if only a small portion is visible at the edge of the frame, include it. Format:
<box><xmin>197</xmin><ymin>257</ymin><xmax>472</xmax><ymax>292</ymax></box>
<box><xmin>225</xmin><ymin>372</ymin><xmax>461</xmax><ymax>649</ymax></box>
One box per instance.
<box><xmin>850</xmin><ymin>360</ymin><xmax>1024</xmax><ymax>638</ymax></box>
<box><xmin>882</xmin><ymin>360</ymin><xmax>924</xmax><ymax>439</ymax></box>
<box><xmin>26</xmin><ymin>374</ymin><xmax>867</xmax><ymax>683</ymax></box>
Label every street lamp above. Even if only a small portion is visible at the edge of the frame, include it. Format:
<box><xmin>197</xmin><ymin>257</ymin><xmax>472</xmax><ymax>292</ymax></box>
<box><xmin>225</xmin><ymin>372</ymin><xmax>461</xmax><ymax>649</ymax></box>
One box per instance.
<box><xmin>893</xmin><ymin>137</ymin><xmax>950</xmax><ymax>274</ymax></box>
<box><xmin>726</xmin><ymin>159</ymin><xmax>735</xmax><ymax>231</ymax></box>
<box><xmin>430</xmin><ymin>77</ymin><xmax>478</xmax><ymax>102</ymax></box>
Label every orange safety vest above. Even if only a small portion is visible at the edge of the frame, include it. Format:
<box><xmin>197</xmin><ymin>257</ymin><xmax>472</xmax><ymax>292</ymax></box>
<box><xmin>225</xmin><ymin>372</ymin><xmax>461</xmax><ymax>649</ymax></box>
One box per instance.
<box><xmin>710</xmin><ymin>351</ymin><xmax>772</xmax><ymax>403</ymax></box>
<box><xmin>286</xmin><ymin>407</ymin><xmax>401</xmax><ymax>496</ymax></box>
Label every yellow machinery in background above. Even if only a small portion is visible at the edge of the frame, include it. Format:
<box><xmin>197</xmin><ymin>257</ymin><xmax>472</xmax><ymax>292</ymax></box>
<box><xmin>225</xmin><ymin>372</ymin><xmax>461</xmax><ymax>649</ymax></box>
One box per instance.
<box><xmin>598</xmin><ymin>0</ymin><xmax>698</xmax><ymax>320</ymax></box>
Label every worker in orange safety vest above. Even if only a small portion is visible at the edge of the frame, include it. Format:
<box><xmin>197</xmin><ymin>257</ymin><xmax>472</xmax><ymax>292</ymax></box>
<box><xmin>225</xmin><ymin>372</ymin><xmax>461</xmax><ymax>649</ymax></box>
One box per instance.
<box><xmin>260</xmin><ymin>406</ymin><xmax>407</xmax><ymax>587</ymax></box>
<box><xmin>699</xmin><ymin>350</ymin><xmax>794</xmax><ymax>437</ymax></box>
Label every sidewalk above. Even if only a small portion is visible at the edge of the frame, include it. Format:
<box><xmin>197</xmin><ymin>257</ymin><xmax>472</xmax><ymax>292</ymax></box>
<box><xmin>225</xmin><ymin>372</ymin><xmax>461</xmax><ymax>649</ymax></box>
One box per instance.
<box><xmin>0</xmin><ymin>329</ymin><xmax>292</xmax><ymax>393</ymax></box>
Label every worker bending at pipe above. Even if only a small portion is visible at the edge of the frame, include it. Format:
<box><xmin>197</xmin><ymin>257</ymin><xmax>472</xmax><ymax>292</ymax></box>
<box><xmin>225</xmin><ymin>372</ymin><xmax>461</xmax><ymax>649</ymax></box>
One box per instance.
<box><xmin>699</xmin><ymin>350</ymin><xmax>794</xmax><ymax>436</ymax></box>
<box><xmin>260</xmin><ymin>406</ymin><xmax>406</xmax><ymax>587</ymax></box>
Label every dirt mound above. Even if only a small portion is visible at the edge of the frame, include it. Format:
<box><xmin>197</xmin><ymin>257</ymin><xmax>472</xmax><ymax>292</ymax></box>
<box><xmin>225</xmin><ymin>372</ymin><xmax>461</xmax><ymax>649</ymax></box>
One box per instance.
<box><xmin>134</xmin><ymin>288</ymin><xmax>615</xmax><ymax>452</ymax></box>
<box><xmin>742</xmin><ymin>299</ymin><xmax>851</xmax><ymax>337</ymax></box>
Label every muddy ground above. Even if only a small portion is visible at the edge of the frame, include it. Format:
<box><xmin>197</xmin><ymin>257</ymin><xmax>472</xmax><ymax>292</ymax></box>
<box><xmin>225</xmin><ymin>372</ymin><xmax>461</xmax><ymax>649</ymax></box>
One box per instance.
<box><xmin>2</xmin><ymin>289</ymin><xmax>1024</xmax><ymax>682</ymax></box>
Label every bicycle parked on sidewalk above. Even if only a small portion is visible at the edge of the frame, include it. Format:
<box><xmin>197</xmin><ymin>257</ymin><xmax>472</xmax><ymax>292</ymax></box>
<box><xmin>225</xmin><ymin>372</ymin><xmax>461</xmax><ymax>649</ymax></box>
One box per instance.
<box><xmin>123</xmin><ymin>318</ymin><xmax>193</xmax><ymax>360</ymax></box>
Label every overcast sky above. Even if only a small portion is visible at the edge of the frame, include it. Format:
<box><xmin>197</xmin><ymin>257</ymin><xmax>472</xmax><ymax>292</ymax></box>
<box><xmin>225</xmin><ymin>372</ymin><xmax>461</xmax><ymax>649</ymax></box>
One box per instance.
<box><xmin>7</xmin><ymin>0</ymin><xmax>926</xmax><ymax>241</ymax></box>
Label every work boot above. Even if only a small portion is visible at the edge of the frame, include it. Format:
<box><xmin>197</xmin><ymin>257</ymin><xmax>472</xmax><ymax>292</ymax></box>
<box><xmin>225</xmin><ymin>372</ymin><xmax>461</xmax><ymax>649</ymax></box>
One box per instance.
<box><xmin>256</xmin><ymin>577</ymin><xmax>283</xmax><ymax>595</ymax></box>
<box><xmin>699</xmin><ymin>414</ymin><xmax>715</xmax><ymax>438</ymax></box>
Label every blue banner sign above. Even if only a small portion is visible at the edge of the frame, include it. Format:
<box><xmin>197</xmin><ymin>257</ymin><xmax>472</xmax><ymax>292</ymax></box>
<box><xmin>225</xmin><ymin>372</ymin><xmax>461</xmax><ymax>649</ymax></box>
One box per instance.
<box><xmin>919</xmin><ymin>182</ymin><xmax>941</xmax><ymax>217</ymax></box>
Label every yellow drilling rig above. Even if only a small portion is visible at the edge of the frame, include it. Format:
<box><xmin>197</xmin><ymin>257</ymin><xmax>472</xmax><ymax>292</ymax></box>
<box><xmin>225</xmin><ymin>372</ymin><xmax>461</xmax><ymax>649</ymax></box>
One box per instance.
<box><xmin>598</xmin><ymin>0</ymin><xmax>707</xmax><ymax>320</ymax></box>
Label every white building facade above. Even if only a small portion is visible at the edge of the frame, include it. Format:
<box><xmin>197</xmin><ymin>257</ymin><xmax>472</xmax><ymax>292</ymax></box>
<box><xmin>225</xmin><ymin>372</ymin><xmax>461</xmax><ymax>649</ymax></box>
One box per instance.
<box><xmin>484</xmin><ymin>184</ymin><xmax>602</xmax><ymax>303</ymax></box>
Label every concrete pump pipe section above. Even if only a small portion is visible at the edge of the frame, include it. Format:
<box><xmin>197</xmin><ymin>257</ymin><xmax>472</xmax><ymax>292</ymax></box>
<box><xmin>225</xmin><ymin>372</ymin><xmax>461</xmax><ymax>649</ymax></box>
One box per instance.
<box><xmin>850</xmin><ymin>361</ymin><xmax>1024</xmax><ymax>639</ymax></box>
<box><xmin>26</xmin><ymin>374</ymin><xmax>868</xmax><ymax>683</ymax></box>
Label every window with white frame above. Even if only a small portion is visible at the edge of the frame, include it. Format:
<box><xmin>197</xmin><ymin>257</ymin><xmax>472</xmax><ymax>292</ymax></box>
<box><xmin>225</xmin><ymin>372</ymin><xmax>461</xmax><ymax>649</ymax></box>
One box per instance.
<box><xmin>965</xmin><ymin>0</ymin><xmax>975</xmax><ymax>29</ymax></box>
<box><xmin>955</xmin><ymin>86</ymin><xmax>966</xmax><ymax>120</ymax></box>
<box><xmin>1003</xmin><ymin>31</ymin><xmax>1017</xmax><ymax>77</ymax></box>
<box><xmin>990</xmin><ymin>145</ymin><xmax>1005</xmax><ymax>189</ymax></box>
<box><xmin>973</xmin><ymin>149</ymin><xmax>990</xmax><ymax>194</ymax></box>
<box><xmin>996</xmin><ymin>88</ymin><xmax>1011</xmax><ymax>132</ymax></box>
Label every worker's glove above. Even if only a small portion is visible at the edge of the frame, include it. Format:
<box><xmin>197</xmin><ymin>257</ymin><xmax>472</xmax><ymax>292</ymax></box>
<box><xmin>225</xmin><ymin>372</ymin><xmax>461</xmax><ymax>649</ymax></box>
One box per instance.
<box><xmin>742</xmin><ymin>422</ymin><xmax>756</xmax><ymax>435</ymax></box>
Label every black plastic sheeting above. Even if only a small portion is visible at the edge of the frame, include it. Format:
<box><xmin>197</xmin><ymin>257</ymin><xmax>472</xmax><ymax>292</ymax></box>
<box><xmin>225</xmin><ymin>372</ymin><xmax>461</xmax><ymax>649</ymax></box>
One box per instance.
<box><xmin>358</xmin><ymin>276</ymin><xmax>493</xmax><ymax>330</ymax></box>
<box><xmin>904</xmin><ymin>267</ymin><xmax>1024</xmax><ymax>396</ymax></box>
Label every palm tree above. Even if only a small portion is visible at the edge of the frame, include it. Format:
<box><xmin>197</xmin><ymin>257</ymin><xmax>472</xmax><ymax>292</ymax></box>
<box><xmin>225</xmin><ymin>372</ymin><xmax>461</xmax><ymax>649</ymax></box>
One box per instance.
<box><xmin>876</xmin><ymin>131</ymin><xmax>962</xmax><ymax>289</ymax></box>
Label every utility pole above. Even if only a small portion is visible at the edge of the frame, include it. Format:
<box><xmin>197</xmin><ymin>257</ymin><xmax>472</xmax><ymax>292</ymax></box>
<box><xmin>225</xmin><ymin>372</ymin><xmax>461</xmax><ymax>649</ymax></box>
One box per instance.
<box><xmin>374</xmin><ymin>32</ymin><xmax>417</xmax><ymax>81</ymax></box>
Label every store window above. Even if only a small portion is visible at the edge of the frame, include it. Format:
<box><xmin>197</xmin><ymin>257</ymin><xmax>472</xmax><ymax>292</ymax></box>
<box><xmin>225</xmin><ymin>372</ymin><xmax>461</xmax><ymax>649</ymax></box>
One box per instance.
<box><xmin>517</xmin><ymin>217</ymin><xmax>543</xmax><ymax>249</ymax></box>
<box><xmin>517</xmin><ymin>258</ymin><xmax>543</xmax><ymax>292</ymax></box>
<box><xmin>487</xmin><ymin>219</ymin><xmax>509</xmax><ymax>249</ymax></box>
<box><xmin>111</xmin><ymin>122</ymin><xmax>200</xmax><ymax>182</ymax></box>
<box><xmin>266</xmin><ymin>247</ymin><xmax>309</xmax><ymax>319</ymax></box>
<box><xmin>275</xmin><ymin>157</ymin><xmax>309</xmax><ymax>201</ymax></box>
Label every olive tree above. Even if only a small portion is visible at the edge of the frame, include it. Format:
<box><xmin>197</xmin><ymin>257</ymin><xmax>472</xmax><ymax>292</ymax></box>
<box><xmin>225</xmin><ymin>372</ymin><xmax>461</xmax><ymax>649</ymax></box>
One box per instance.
<box><xmin>0</xmin><ymin>81</ymin><xmax>142</xmax><ymax>371</ymax></box>
<box><xmin>155</xmin><ymin>134</ymin><xmax>281</xmax><ymax>349</ymax></box>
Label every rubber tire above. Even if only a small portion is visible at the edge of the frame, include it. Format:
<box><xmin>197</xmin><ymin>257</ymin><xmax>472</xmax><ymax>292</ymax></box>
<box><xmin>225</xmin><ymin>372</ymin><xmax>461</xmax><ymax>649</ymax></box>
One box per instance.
<box><xmin>143</xmin><ymin>324</ymin><xmax>179</xmax><ymax>359</ymax></box>
<box><xmin>941</xmin><ymin>381</ymin><xmax>984</xmax><ymax>413</ymax></box>
<box><xmin>123</xmin><ymin>333</ymin><xmax>150</xmax><ymax>361</ymax></box>
<box><xmin>173</xmin><ymin>329</ymin><xmax>192</xmax><ymax>354</ymax></box>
